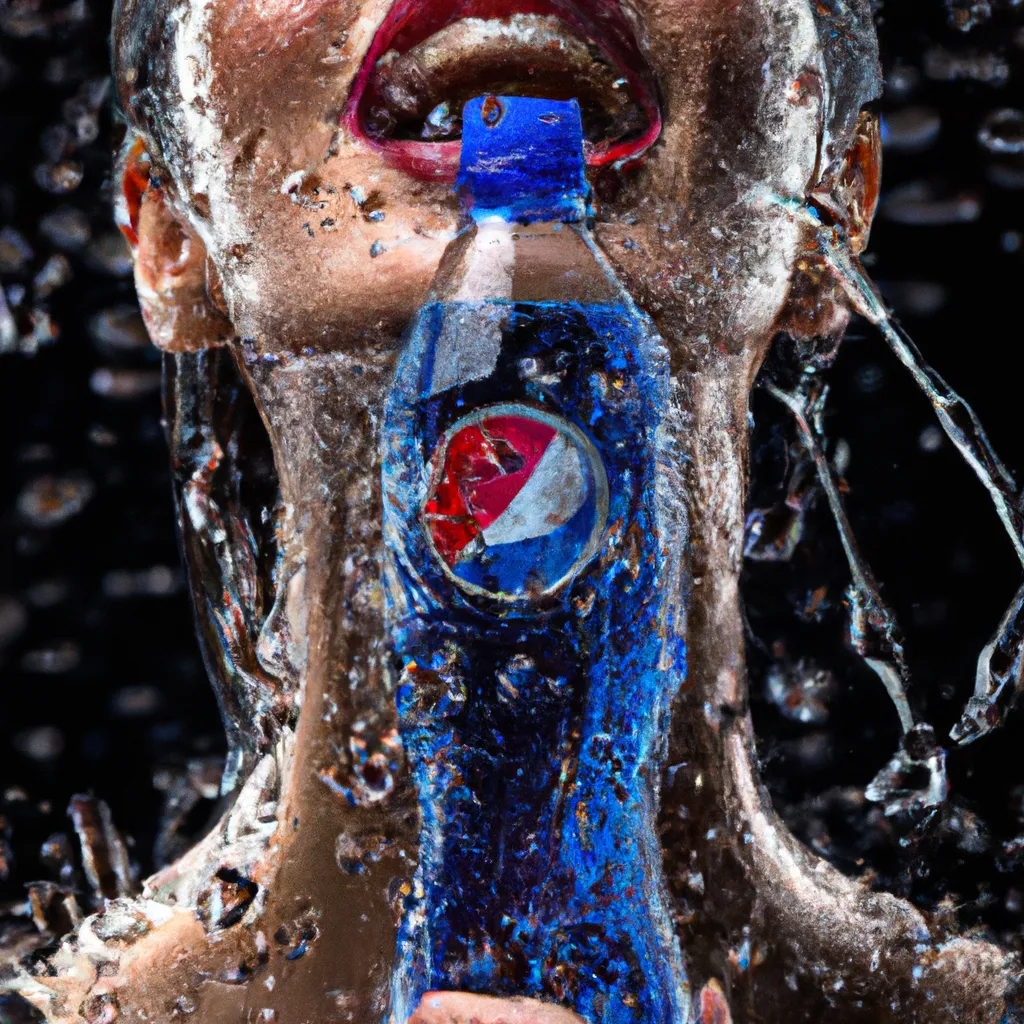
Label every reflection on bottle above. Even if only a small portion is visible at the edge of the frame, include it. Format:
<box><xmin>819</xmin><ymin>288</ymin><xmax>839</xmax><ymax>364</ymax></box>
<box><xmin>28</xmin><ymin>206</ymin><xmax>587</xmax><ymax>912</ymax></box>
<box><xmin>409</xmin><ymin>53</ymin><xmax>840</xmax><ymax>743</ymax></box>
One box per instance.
<box><xmin>383</xmin><ymin>96</ymin><xmax>689</xmax><ymax>1024</ymax></box>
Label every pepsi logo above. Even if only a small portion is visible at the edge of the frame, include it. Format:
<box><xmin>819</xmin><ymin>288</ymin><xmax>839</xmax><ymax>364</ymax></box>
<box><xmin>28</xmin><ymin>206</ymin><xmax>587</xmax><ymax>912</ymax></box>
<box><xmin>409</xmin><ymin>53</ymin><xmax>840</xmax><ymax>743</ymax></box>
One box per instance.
<box><xmin>422</xmin><ymin>404</ymin><xmax>608</xmax><ymax>602</ymax></box>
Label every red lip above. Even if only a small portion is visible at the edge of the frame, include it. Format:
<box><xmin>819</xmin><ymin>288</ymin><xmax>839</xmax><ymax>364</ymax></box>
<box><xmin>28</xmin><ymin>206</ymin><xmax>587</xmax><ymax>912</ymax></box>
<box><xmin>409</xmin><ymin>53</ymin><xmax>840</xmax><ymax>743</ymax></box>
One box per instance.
<box><xmin>343</xmin><ymin>0</ymin><xmax>662</xmax><ymax>183</ymax></box>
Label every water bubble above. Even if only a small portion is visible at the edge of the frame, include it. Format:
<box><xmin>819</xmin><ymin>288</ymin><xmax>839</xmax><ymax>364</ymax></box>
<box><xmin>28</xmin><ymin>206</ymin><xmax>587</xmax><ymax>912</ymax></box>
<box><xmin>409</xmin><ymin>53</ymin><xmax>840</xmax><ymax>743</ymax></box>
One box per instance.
<box><xmin>26</xmin><ymin>579</ymin><xmax>70</xmax><ymax>608</ymax></box>
<box><xmin>84</xmin><ymin>232</ymin><xmax>133</xmax><ymax>277</ymax></box>
<box><xmin>21</xmin><ymin>641</ymin><xmax>81</xmax><ymax>674</ymax></box>
<box><xmin>978</xmin><ymin>108</ymin><xmax>1024</xmax><ymax>155</ymax></box>
<box><xmin>32</xmin><ymin>253</ymin><xmax>72</xmax><ymax>298</ymax></box>
<box><xmin>865</xmin><ymin>724</ymin><xmax>948</xmax><ymax>822</ymax></box>
<box><xmin>323</xmin><ymin>727</ymin><xmax>404</xmax><ymax>806</ymax></box>
<box><xmin>39</xmin><ymin>206</ymin><xmax>91</xmax><ymax>250</ymax></box>
<box><xmin>944</xmin><ymin>0</ymin><xmax>992</xmax><ymax>32</ymax></box>
<box><xmin>882</xmin><ymin>182</ymin><xmax>981</xmax><ymax>226</ymax></box>
<box><xmin>17</xmin><ymin>474</ymin><xmax>94</xmax><ymax>526</ymax></box>
<box><xmin>335</xmin><ymin>828</ymin><xmax>394</xmax><ymax>874</ymax></box>
<box><xmin>421</xmin><ymin>101</ymin><xmax>459</xmax><ymax>141</ymax></box>
<box><xmin>90</xmin><ymin>367</ymin><xmax>161</xmax><ymax>399</ymax></box>
<box><xmin>110</xmin><ymin>685</ymin><xmax>163</xmax><ymax>718</ymax></box>
<box><xmin>924</xmin><ymin>47</ymin><xmax>1010</xmax><ymax>86</ymax></box>
<box><xmin>885</xmin><ymin>65</ymin><xmax>920</xmax><ymax>99</ymax></box>
<box><xmin>34</xmin><ymin>160</ymin><xmax>84</xmax><ymax>195</ymax></box>
<box><xmin>765</xmin><ymin>659</ymin><xmax>837</xmax><ymax>725</ymax></box>
<box><xmin>88</xmin><ymin>305</ymin><xmax>149</xmax><ymax>351</ymax></box>
<box><xmin>0</xmin><ymin>226</ymin><xmax>34</xmax><ymax>272</ymax></box>
<box><xmin>80</xmin><ymin>993</ymin><xmax>119</xmax><ymax>1024</ymax></box>
<box><xmin>197</xmin><ymin>867</ymin><xmax>260</xmax><ymax>930</ymax></box>
<box><xmin>0</xmin><ymin>596</ymin><xmax>28</xmax><ymax>650</ymax></box>
<box><xmin>14</xmin><ymin>726</ymin><xmax>65</xmax><ymax>762</ymax></box>
<box><xmin>854</xmin><ymin>363</ymin><xmax>885</xmax><ymax>394</ymax></box>
<box><xmin>881</xmin><ymin>107</ymin><xmax>940</xmax><ymax>153</ymax></box>
<box><xmin>102</xmin><ymin>565</ymin><xmax>181</xmax><ymax>598</ymax></box>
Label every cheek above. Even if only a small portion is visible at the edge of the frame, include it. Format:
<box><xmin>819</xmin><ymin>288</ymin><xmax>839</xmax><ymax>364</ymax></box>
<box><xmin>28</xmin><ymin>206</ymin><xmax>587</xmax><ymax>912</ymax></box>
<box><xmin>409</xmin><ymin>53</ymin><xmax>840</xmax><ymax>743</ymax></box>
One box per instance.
<box><xmin>217</xmin><ymin>177</ymin><xmax>458</xmax><ymax>350</ymax></box>
<box><xmin>199</xmin><ymin>119</ymin><xmax>461</xmax><ymax>349</ymax></box>
<box><xmin>596</xmin><ymin>203</ymin><xmax>804</xmax><ymax>350</ymax></box>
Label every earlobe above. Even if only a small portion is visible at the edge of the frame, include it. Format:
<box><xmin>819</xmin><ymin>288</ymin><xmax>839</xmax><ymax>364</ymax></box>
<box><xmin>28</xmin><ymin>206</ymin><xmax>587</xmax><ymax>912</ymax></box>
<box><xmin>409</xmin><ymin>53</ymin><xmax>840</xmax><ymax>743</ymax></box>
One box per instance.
<box><xmin>774</xmin><ymin>109</ymin><xmax>882</xmax><ymax>364</ymax></box>
<box><xmin>119</xmin><ymin>135</ymin><xmax>233</xmax><ymax>352</ymax></box>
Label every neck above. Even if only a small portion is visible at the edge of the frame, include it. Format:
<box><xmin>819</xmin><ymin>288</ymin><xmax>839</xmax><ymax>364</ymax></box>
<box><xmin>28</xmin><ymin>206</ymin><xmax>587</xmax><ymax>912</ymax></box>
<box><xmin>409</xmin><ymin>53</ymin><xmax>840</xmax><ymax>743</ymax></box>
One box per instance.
<box><xmin>237</xmin><ymin>346</ymin><xmax>420</xmax><ymax>1020</ymax></box>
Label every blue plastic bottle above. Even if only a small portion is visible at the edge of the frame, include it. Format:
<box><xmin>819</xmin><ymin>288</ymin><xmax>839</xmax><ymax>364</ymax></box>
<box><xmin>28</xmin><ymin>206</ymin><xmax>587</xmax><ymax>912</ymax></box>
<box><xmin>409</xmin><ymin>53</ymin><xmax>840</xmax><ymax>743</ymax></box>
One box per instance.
<box><xmin>383</xmin><ymin>96</ymin><xmax>689</xmax><ymax>1024</ymax></box>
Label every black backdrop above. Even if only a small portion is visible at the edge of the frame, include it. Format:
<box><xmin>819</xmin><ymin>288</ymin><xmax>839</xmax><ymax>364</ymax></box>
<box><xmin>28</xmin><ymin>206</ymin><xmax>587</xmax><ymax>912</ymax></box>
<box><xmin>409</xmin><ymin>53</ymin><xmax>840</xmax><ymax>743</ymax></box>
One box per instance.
<box><xmin>1</xmin><ymin>0</ymin><xmax>1022</xmax><ymax>959</ymax></box>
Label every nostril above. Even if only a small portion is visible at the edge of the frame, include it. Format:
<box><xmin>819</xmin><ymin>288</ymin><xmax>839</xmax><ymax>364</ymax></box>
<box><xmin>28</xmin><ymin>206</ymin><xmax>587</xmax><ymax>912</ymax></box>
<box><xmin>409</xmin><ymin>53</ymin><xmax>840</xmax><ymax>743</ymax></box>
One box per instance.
<box><xmin>408</xmin><ymin>992</ymin><xmax>591</xmax><ymax>1024</ymax></box>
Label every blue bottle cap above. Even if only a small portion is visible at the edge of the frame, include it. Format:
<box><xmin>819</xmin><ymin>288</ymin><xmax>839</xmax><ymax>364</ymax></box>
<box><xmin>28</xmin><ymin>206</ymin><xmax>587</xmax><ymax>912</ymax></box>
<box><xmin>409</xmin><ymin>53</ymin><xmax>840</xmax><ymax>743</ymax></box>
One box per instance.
<box><xmin>456</xmin><ymin>96</ymin><xmax>590</xmax><ymax>224</ymax></box>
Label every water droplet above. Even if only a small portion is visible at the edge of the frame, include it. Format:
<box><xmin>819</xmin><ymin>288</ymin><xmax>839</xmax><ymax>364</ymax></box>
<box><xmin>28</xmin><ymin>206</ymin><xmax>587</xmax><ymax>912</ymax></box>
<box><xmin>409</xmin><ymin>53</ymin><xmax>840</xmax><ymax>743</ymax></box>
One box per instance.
<box><xmin>32</xmin><ymin>254</ymin><xmax>72</xmax><ymax>298</ymax></box>
<box><xmin>21</xmin><ymin>642</ymin><xmax>81</xmax><ymax>675</ymax></box>
<box><xmin>0</xmin><ymin>597</ymin><xmax>28</xmax><ymax>650</ymax></box>
<box><xmin>80</xmin><ymin>993</ymin><xmax>119</xmax><ymax>1024</ymax></box>
<box><xmin>421</xmin><ymin>101</ymin><xmax>459</xmax><ymax>141</ymax></box>
<box><xmin>17</xmin><ymin>474</ymin><xmax>94</xmax><ymax>526</ymax></box>
<box><xmin>865</xmin><ymin>724</ymin><xmax>948</xmax><ymax>821</ymax></box>
<box><xmin>924</xmin><ymin>47</ymin><xmax>1009</xmax><ymax>86</ymax></box>
<box><xmin>14</xmin><ymin>726</ymin><xmax>65</xmax><ymax>763</ymax></box>
<box><xmin>765</xmin><ymin>659</ymin><xmax>836</xmax><ymax>725</ymax></box>
<box><xmin>335</xmin><ymin>828</ymin><xmax>394</xmax><ymax>874</ymax></box>
<box><xmin>88</xmin><ymin>305</ymin><xmax>149</xmax><ymax>351</ymax></box>
<box><xmin>979</xmin><ymin>108</ymin><xmax>1024</xmax><ymax>155</ymax></box>
<box><xmin>89</xmin><ymin>367</ymin><xmax>161</xmax><ymax>399</ymax></box>
<box><xmin>944</xmin><ymin>0</ymin><xmax>992</xmax><ymax>32</ymax></box>
<box><xmin>881</xmin><ymin>107</ymin><xmax>940</xmax><ymax>153</ymax></box>
<box><xmin>882</xmin><ymin>181</ymin><xmax>981</xmax><ymax>227</ymax></box>
<box><xmin>39</xmin><ymin>206</ymin><xmax>91</xmax><ymax>250</ymax></box>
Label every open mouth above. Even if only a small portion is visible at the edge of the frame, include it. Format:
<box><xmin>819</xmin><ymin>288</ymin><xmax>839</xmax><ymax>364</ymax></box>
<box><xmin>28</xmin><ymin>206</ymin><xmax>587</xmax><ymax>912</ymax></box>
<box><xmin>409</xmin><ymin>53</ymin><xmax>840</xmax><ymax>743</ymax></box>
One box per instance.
<box><xmin>344</xmin><ymin>0</ymin><xmax>661</xmax><ymax>182</ymax></box>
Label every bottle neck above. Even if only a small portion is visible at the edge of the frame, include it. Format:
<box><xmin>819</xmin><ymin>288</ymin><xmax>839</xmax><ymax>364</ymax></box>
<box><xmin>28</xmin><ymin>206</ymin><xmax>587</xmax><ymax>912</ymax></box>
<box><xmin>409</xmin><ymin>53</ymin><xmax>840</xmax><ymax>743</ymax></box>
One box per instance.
<box><xmin>429</xmin><ymin>218</ymin><xmax>620</xmax><ymax>306</ymax></box>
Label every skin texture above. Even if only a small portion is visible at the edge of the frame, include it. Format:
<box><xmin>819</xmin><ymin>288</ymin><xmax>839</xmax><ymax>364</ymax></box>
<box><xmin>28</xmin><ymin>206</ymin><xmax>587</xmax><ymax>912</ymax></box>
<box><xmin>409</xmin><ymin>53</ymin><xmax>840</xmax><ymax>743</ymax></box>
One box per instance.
<box><xmin>116</xmin><ymin>0</ymin><xmax>825</xmax><ymax>357</ymax></box>
<box><xmin>1</xmin><ymin>0</ymin><xmax>1017</xmax><ymax>1021</ymax></box>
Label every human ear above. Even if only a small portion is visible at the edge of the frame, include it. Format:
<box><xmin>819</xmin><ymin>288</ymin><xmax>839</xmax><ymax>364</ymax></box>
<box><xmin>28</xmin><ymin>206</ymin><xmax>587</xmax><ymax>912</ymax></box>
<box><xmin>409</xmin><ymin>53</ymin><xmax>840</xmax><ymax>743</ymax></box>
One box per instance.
<box><xmin>118</xmin><ymin>135</ymin><xmax>233</xmax><ymax>352</ymax></box>
<box><xmin>775</xmin><ymin>110</ymin><xmax>882</xmax><ymax>363</ymax></box>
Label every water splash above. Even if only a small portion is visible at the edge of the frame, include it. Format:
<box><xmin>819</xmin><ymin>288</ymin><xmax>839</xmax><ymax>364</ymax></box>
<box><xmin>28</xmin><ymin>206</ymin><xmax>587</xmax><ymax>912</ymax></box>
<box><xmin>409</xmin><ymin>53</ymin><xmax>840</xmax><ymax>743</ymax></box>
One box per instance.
<box><xmin>950</xmin><ymin>579</ymin><xmax>1024</xmax><ymax>744</ymax></box>
<box><xmin>768</xmin><ymin>191</ymin><xmax>1024</xmax><ymax>745</ymax></box>
<box><xmin>764</xmin><ymin>381</ymin><xmax>915</xmax><ymax>734</ymax></box>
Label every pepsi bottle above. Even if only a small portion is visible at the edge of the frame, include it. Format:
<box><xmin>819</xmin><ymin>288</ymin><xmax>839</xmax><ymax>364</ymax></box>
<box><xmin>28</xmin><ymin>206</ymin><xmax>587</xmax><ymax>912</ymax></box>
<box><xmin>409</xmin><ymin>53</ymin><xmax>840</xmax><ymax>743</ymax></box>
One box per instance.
<box><xmin>382</xmin><ymin>96</ymin><xmax>689</xmax><ymax>1024</ymax></box>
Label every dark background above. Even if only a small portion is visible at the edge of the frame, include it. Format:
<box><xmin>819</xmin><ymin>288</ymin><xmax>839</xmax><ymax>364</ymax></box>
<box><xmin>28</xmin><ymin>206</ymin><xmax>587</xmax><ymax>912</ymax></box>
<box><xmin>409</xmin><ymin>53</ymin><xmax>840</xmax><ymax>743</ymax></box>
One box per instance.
<box><xmin>1</xmin><ymin>0</ymin><xmax>1022</xmax><ymax>960</ymax></box>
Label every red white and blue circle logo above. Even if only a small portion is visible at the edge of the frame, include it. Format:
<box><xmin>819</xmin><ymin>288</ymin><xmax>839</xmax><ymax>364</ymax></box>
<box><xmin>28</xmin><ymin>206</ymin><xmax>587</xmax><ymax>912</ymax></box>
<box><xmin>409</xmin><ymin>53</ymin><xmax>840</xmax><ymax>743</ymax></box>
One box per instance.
<box><xmin>422</xmin><ymin>404</ymin><xmax>608</xmax><ymax>602</ymax></box>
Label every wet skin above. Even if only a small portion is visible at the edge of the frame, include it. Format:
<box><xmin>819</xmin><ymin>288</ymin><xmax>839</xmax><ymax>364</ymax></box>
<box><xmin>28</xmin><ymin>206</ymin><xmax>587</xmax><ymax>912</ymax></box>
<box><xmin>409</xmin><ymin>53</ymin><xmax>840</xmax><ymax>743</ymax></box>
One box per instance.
<box><xmin>121</xmin><ymin>0</ymin><xmax>835</xmax><ymax>364</ymax></box>
<box><xmin>112</xmin><ymin>1</ymin><xmax>878</xmax><ymax>1020</ymax></box>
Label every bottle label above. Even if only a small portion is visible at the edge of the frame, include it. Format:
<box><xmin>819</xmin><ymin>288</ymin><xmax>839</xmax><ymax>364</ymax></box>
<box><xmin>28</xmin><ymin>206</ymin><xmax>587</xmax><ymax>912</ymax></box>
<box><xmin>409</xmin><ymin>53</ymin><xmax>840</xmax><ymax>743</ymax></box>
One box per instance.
<box><xmin>422</xmin><ymin>403</ymin><xmax>608</xmax><ymax>601</ymax></box>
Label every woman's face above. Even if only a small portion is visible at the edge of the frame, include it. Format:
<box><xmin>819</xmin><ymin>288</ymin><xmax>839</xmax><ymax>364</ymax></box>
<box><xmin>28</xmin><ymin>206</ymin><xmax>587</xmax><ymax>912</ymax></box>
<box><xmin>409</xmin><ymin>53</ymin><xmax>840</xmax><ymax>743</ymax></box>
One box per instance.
<box><xmin>122</xmin><ymin>0</ymin><xmax>832</xmax><ymax>360</ymax></box>
<box><xmin>107</xmin><ymin>6</ymin><xmax>873</xmax><ymax>1019</ymax></box>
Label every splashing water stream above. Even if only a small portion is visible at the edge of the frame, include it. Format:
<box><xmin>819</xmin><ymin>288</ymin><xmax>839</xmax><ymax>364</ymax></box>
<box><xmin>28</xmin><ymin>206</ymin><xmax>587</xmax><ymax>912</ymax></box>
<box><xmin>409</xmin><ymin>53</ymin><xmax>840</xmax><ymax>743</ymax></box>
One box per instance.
<box><xmin>771</xmin><ymin>192</ymin><xmax>1024</xmax><ymax>744</ymax></box>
